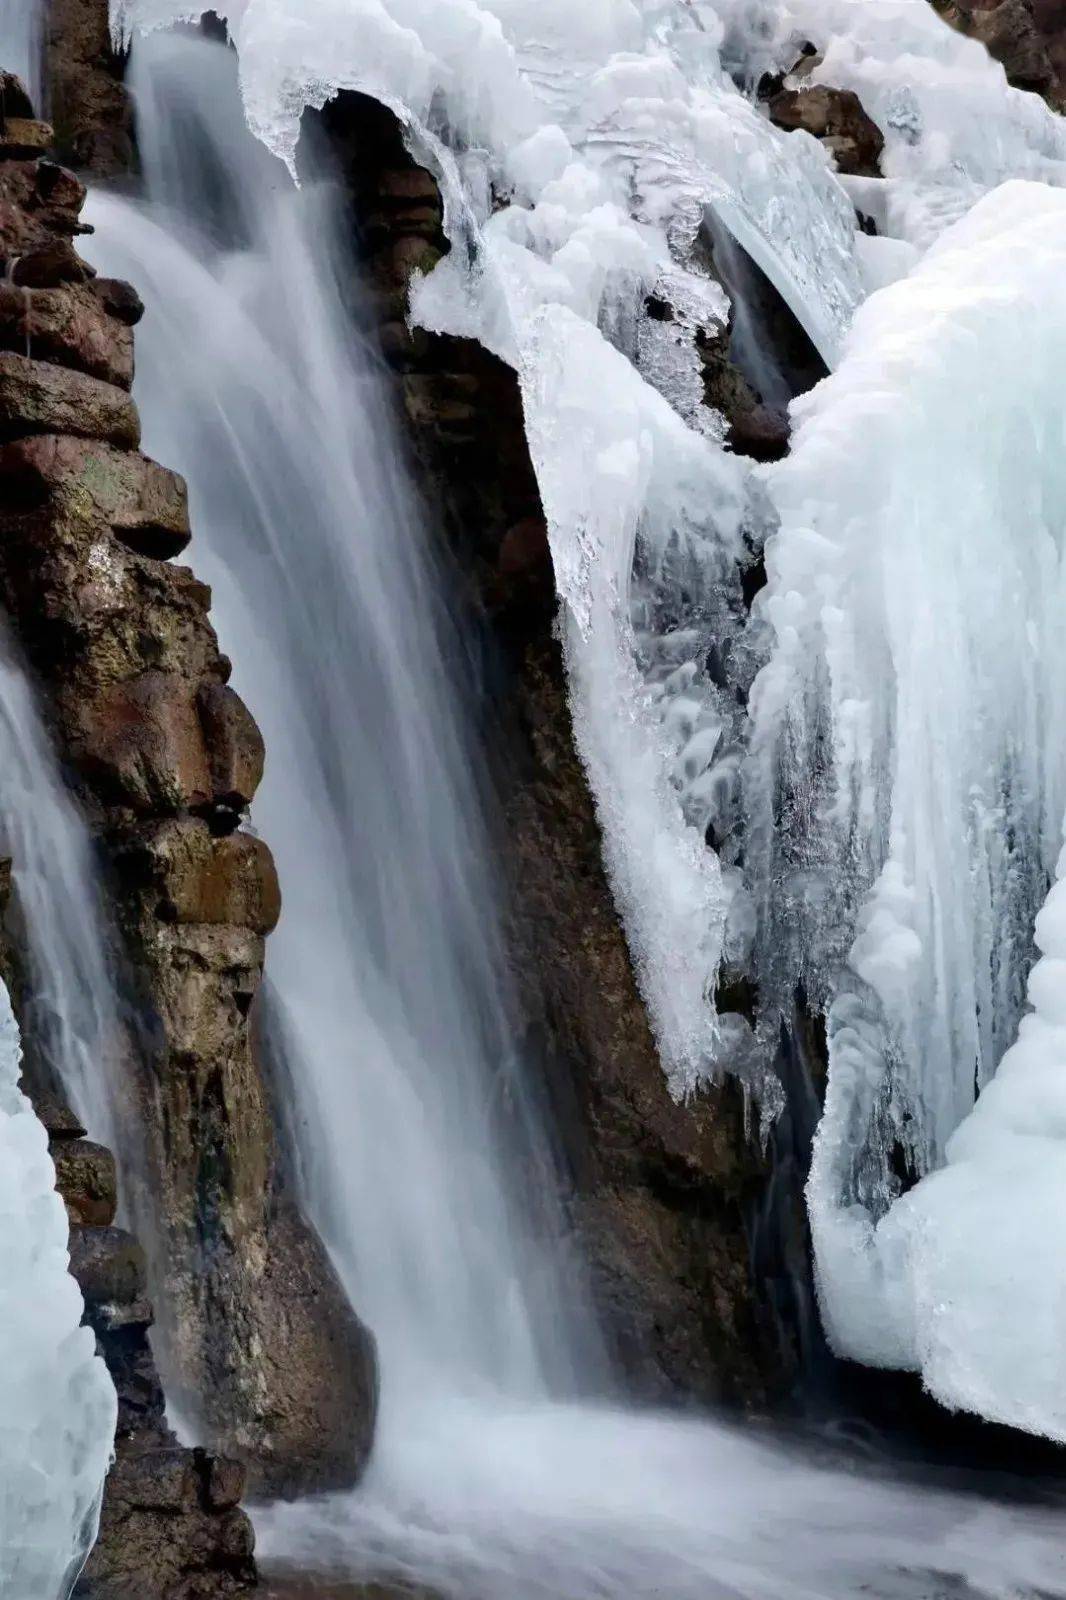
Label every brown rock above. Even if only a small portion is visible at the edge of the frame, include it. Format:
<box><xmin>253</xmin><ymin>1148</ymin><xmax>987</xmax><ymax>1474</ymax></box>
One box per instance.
<box><xmin>68</xmin><ymin>1225</ymin><xmax>148</xmax><ymax>1307</ymax></box>
<box><xmin>73</xmin><ymin>670</ymin><xmax>212</xmax><ymax>812</ymax></box>
<box><xmin>0</xmin><ymin>434</ymin><xmax>190</xmax><ymax>557</ymax></box>
<box><xmin>199</xmin><ymin>1452</ymin><xmax>246</xmax><ymax>1512</ymax></box>
<box><xmin>32</xmin><ymin>1089</ymin><xmax>88</xmax><ymax>1140</ymax></box>
<box><xmin>0</xmin><ymin>119</ymin><xmax>55</xmax><ymax>158</ymax></box>
<box><xmin>0</xmin><ymin>158</ymin><xmax>88</xmax><ymax>267</ymax></box>
<box><xmin>11</xmin><ymin>239</ymin><xmax>96</xmax><ymax>289</ymax></box>
<box><xmin>47</xmin><ymin>0</ymin><xmax>136</xmax><ymax>176</ymax></box>
<box><xmin>197</xmin><ymin>681</ymin><xmax>266</xmax><ymax>812</ymax></box>
<box><xmin>93</xmin><ymin>276</ymin><xmax>144</xmax><ymax>328</ymax></box>
<box><xmin>120</xmin><ymin>817</ymin><xmax>282</xmax><ymax>935</ymax></box>
<box><xmin>0</xmin><ymin>351</ymin><xmax>140</xmax><ymax>445</ymax></box>
<box><xmin>768</xmin><ymin>84</ymin><xmax>885</xmax><ymax>176</ymax></box>
<box><xmin>52</xmin><ymin>1137</ymin><xmax>118</xmax><ymax>1225</ymax></box>
<box><xmin>78</xmin><ymin>1440</ymin><xmax>257</xmax><ymax>1599</ymax></box>
<box><xmin>0</xmin><ymin>74</ymin><xmax>36</xmax><ymax>121</ymax></box>
<box><xmin>0</xmin><ymin>280</ymin><xmax>136</xmax><ymax>388</ymax></box>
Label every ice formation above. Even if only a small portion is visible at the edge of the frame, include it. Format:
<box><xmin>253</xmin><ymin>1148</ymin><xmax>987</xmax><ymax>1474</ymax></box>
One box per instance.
<box><xmin>751</xmin><ymin>181</ymin><xmax>1066</xmax><ymax>1428</ymax></box>
<box><xmin>0</xmin><ymin>977</ymin><xmax>116</xmax><ymax>1597</ymax></box>
<box><xmin>778</xmin><ymin>0</ymin><xmax>1066</xmax><ymax>247</ymax></box>
<box><xmin>111</xmin><ymin>0</ymin><xmax>1066</xmax><ymax>1439</ymax></box>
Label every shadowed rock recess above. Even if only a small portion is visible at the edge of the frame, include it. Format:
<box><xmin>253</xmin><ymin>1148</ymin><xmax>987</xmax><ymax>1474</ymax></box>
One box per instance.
<box><xmin>0</xmin><ymin>53</ymin><xmax>377</xmax><ymax>1600</ymax></box>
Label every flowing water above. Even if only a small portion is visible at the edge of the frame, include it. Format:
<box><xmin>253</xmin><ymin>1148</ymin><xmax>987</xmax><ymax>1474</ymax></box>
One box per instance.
<box><xmin>80</xmin><ymin>26</ymin><xmax>1066</xmax><ymax>1600</ymax></box>
<box><xmin>0</xmin><ymin>0</ymin><xmax>43</xmax><ymax>107</ymax></box>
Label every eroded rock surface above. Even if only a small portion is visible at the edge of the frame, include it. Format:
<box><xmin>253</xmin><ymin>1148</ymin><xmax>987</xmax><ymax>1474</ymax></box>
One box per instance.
<box><xmin>0</xmin><ymin>63</ymin><xmax>375</xmax><ymax>1554</ymax></box>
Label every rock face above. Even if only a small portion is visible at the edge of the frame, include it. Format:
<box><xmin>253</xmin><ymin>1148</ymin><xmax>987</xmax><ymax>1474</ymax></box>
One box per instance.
<box><xmin>46</xmin><ymin>0</ymin><xmax>135</xmax><ymax>174</ymax></box>
<box><xmin>313</xmin><ymin>93</ymin><xmax>779</xmax><ymax>1406</ymax></box>
<box><xmin>0</xmin><ymin>59</ymin><xmax>376</xmax><ymax>1545</ymax></box>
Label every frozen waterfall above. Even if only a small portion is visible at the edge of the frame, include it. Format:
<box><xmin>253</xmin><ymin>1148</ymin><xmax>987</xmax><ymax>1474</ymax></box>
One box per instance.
<box><xmin>751</xmin><ymin>179</ymin><xmax>1066</xmax><ymax>1434</ymax></box>
<box><xmin>93</xmin><ymin>1</ymin><xmax>1066</xmax><ymax>1595</ymax></box>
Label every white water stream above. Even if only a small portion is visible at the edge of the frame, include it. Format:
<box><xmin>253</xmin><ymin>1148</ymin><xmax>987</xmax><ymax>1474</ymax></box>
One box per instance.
<box><xmin>75</xmin><ymin>22</ymin><xmax>1066</xmax><ymax>1600</ymax></box>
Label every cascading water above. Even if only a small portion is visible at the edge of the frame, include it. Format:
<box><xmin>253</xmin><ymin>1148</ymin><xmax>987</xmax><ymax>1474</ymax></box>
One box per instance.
<box><xmin>0</xmin><ymin>0</ymin><xmax>43</xmax><ymax>106</ymax></box>
<box><xmin>87</xmin><ymin>24</ymin><xmax>591</xmax><ymax>1438</ymax></box>
<box><xmin>78</xmin><ymin>17</ymin><xmax>1066</xmax><ymax>1599</ymax></box>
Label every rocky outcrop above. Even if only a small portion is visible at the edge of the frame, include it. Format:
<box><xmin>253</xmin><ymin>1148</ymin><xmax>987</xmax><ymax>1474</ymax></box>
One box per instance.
<box><xmin>0</xmin><ymin>63</ymin><xmax>376</xmax><ymax>1520</ymax></box>
<box><xmin>313</xmin><ymin>92</ymin><xmax>779</xmax><ymax>1406</ymax></box>
<box><xmin>46</xmin><ymin>0</ymin><xmax>135</xmax><ymax>174</ymax></box>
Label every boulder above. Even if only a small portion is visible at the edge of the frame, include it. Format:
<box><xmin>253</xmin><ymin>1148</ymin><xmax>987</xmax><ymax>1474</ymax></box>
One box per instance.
<box><xmin>72</xmin><ymin>670</ymin><xmax>213</xmax><ymax>813</ymax></box>
<box><xmin>767</xmin><ymin>85</ymin><xmax>885</xmax><ymax>176</ymax></box>
<box><xmin>0</xmin><ymin>352</ymin><xmax>140</xmax><ymax>446</ymax></box>
<box><xmin>0</xmin><ymin>434</ymin><xmax>190</xmax><ymax>557</ymax></box>
<box><xmin>0</xmin><ymin>280</ymin><xmax>136</xmax><ymax>388</ymax></box>
<box><xmin>68</xmin><ymin>1224</ymin><xmax>148</xmax><ymax>1307</ymax></box>
<box><xmin>118</xmin><ymin>818</ymin><xmax>281</xmax><ymax>935</ymax></box>
<box><xmin>197</xmin><ymin>681</ymin><xmax>266</xmax><ymax>813</ymax></box>
<box><xmin>52</xmin><ymin>1137</ymin><xmax>118</xmax><ymax>1225</ymax></box>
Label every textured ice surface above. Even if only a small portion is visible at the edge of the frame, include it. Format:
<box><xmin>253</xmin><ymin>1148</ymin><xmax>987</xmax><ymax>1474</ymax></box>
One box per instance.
<box><xmin>751</xmin><ymin>181</ymin><xmax>1066</xmax><ymax>1429</ymax></box>
<box><xmin>0</xmin><ymin>977</ymin><xmax>116</xmax><ymax>1598</ymax></box>
<box><xmin>779</xmin><ymin>0</ymin><xmax>1066</xmax><ymax>246</ymax></box>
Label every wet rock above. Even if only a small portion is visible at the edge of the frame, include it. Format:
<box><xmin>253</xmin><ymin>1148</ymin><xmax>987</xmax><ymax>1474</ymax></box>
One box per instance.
<box><xmin>78</xmin><ymin>1438</ymin><xmax>257</xmax><ymax>1599</ymax></box>
<box><xmin>0</xmin><ymin>73</ymin><xmax>36</xmax><ymax>122</ymax></box>
<box><xmin>68</xmin><ymin>1224</ymin><xmax>148</xmax><ymax>1307</ymax></box>
<box><xmin>52</xmin><ymin>1137</ymin><xmax>118</xmax><ymax>1225</ymax></box>
<box><xmin>119</xmin><ymin>818</ymin><xmax>282</xmax><ymax>935</ymax></box>
<box><xmin>199</xmin><ymin>1452</ymin><xmax>246</xmax><ymax>1512</ymax></box>
<box><xmin>0</xmin><ymin>434</ymin><xmax>190</xmax><ymax>557</ymax></box>
<box><xmin>0</xmin><ymin>351</ymin><xmax>140</xmax><ymax>445</ymax></box>
<box><xmin>197</xmin><ymin>681</ymin><xmax>266</xmax><ymax>813</ymax></box>
<box><xmin>0</xmin><ymin>156</ymin><xmax>89</xmax><ymax>275</ymax></box>
<box><xmin>73</xmin><ymin>670</ymin><xmax>213</xmax><ymax>813</ymax></box>
<box><xmin>47</xmin><ymin>0</ymin><xmax>136</xmax><ymax>176</ymax></box>
<box><xmin>767</xmin><ymin>84</ymin><xmax>884</xmax><ymax>176</ymax></box>
<box><xmin>0</xmin><ymin>119</ymin><xmax>56</xmax><ymax>159</ymax></box>
<box><xmin>0</xmin><ymin>280</ymin><xmax>136</xmax><ymax>387</ymax></box>
<box><xmin>937</xmin><ymin>0</ymin><xmax>1065</xmax><ymax>103</ymax></box>
<box><xmin>32</xmin><ymin>1088</ymin><xmax>88</xmax><ymax>1140</ymax></box>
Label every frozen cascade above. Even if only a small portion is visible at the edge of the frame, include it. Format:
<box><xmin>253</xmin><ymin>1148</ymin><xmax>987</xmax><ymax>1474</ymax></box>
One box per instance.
<box><xmin>750</xmin><ymin>180</ymin><xmax>1066</xmax><ymax>1435</ymax></box>
<box><xmin>0</xmin><ymin>975</ymin><xmax>116</xmax><ymax>1598</ymax></box>
<box><xmin>110</xmin><ymin>0</ymin><xmax>1066</xmax><ymax>1465</ymax></box>
<box><xmin>77</xmin><ymin>11</ymin><xmax>1066</xmax><ymax>1598</ymax></box>
<box><xmin>775</xmin><ymin>0</ymin><xmax>1066</xmax><ymax>248</ymax></box>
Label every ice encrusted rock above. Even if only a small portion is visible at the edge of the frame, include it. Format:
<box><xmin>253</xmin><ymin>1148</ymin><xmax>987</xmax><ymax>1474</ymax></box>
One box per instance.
<box><xmin>0</xmin><ymin>976</ymin><xmax>116</xmax><ymax>1597</ymax></box>
<box><xmin>750</xmin><ymin>180</ymin><xmax>1066</xmax><ymax>1434</ymax></box>
<box><xmin>778</xmin><ymin>0</ymin><xmax>1066</xmax><ymax>246</ymax></box>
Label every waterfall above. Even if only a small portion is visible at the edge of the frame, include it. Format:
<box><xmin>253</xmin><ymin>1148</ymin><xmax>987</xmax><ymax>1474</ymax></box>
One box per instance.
<box><xmin>0</xmin><ymin>0</ymin><xmax>43</xmax><ymax>107</ymax></box>
<box><xmin>79</xmin><ymin>22</ymin><xmax>1066</xmax><ymax>1600</ymax></box>
<box><xmin>86</xmin><ymin>27</ymin><xmax>590</xmax><ymax>1438</ymax></box>
<box><xmin>0</xmin><ymin>539</ymin><xmax>120</xmax><ymax>1600</ymax></box>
